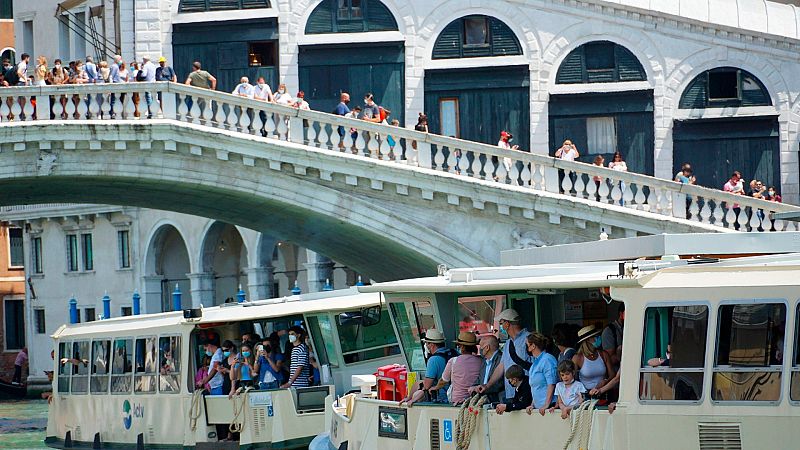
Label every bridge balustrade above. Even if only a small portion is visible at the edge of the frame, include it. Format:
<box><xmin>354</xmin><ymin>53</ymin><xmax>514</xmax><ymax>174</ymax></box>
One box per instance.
<box><xmin>2</xmin><ymin>82</ymin><xmax>798</xmax><ymax>232</ymax></box>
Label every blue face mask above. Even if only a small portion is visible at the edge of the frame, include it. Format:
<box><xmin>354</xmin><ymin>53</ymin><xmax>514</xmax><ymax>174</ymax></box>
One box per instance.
<box><xmin>241</xmin><ymin>351</ymin><xmax>251</xmax><ymax>358</ymax></box>
<box><xmin>223</xmin><ymin>351</ymin><xmax>231</xmax><ymax>358</ymax></box>
<box><xmin>205</xmin><ymin>350</ymin><xmax>213</xmax><ymax>357</ymax></box>
<box><xmin>498</xmin><ymin>323</ymin><xmax>507</xmax><ymax>336</ymax></box>
<box><xmin>593</xmin><ymin>336</ymin><xmax>602</xmax><ymax>349</ymax></box>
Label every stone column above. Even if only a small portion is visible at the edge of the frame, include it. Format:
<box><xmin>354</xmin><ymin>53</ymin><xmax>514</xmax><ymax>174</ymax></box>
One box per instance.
<box><xmin>187</xmin><ymin>272</ymin><xmax>215</xmax><ymax>307</ymax></box>
<box><xmin>141</xmin><ymin>275</ymin><xmax>165</xmax><ymax>313</ymax></box>
<box><xmin>303</xmin><ymin>250</ymin><xmax>334</xmax><ymax>293</ymax></box>
<box><xmin>247</xmin><ymin>266</ymin><xmax>275</xmax><ymax>301</ymax></box>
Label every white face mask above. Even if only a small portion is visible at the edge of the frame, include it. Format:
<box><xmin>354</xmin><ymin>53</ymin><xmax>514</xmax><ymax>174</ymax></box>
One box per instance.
<box><xmin>278</xmin><ymin>89</ymin><xmax>285</xmax><ymax>94</ymax></box>
<box><xmin>288</xmin><ymin>334</ymin><xmax>297</xmax><ymax>343</ymax></box>
<box><xmin>55</xmin><ymin>65</ymin><xmax>61</xmax><ymax>69</ymax></box>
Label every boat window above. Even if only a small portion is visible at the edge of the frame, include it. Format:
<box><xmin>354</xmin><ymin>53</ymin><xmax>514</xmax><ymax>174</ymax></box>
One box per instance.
<box><xmin>306</xmin><ymin>314</ymin><xmax>340</xmax><ymax>368</ymax></box>
<box><xmin>390</xmin><ymin>300</ymin><xmax>435</xmax><ymax>372</ymax></box>
<box><xmin>639</xmin><ymin>305</ymin><xmax>708</xmax><ymax>402</ymax></box>
<box><xmin>57</xmin><ymin>341</ymin><xmax>71</xmax><ymax>393</ymax></box>
<box><xmin>111</xmin><ymin>338</ymin><xmax>133</xmax><ymax>394</ymax></box>
<box><xmin>458</xmin><ymin>295</ymin><xmax>503</xmax><ymax>336</ymax></box>
<box><xmin>159</xmin><ymin>336</ymin><xmax>181</xmax><ymax>393</ymax></box>
<box><xmin>337</xmin><ymin>308</ymin><xmax>400</xmax><ymax>365</ymax></box>
<box><xmin>713</xmin><ymin>302</ymin><xmax>785</xmax><ymax>402</ymax></box>
<box><xmin>134</xmin><ymin>337</ymin><xmax>158</xmax><ymax>394</ymax></box>
<box><xmin>90</xmin><ymin>340</ymin><xmax>111</xmax><ymax>394</ymax></box>
<box><xmin>790</xmin><ymin>303</ymin><xmax>800</xmax><ymax>403</ymax></box>
<box><xmin>71</xmin><ymin>341</ymin><xmax>90</xmax><ymax>394</ymax></box>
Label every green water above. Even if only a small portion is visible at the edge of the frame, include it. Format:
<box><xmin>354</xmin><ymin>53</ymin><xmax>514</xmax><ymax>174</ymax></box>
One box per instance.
<box><xmin>0</xmin><ymin>399</ymin><xmax>48</xmax><ymax>449</ymax></box>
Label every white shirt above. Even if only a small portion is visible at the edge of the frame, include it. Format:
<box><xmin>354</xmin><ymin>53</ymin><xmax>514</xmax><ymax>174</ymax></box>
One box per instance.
<box><xmin>295</xmin><ymin>99</ymin><xmax>310</xmax><ymax>110</ymax></box>
<box><xmin>555</xmin><ymin>380</ymin><xmax>586</xmax><ymax>408</ymax></box>
<box><xmin>253</xmin><ymin>83</ymin><xmax>273</xmax><ymax>101</ymax></box>
<box><xmin>232</xmin><ymin>83</ymin><xmax>255</xmax><ymax>98</ymax></box>
<box><xmin>141</xmin><ymin>61</ymin><xmax>157</xmax><ymax>82</ymax></box>
<box><xmin>274</xmin><ymin>91</ymin><xmax>294</xmax><ymax>106</ymax></box>
<box><xmin>559</xmin><ymin>148</ymin><xmax>579</xmax><ymax>161</ymax></box>
<box><xmin>208</xmin><ymin>348</ymin><xmax>224</xmax><ymax>389</ymax></box>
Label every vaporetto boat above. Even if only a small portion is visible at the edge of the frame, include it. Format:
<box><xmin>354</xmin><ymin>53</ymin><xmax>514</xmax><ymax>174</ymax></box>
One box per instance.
<box><xmin>45</xmin><ymin>287</ymin><xmax>403</xmax><ymax>449</ymax></box>
<box><xmin>314</xmin><ymin>243</ymin><xmax>800</xmax><ymax>449</ymax></box>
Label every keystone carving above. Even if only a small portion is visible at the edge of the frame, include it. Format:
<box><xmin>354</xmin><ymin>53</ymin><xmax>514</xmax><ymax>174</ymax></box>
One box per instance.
<box><xmin>37</xmin><ymin>152</ymin><xmax>58</xmax><ymax>176</ymax></box>
<box><xmin>511</xmin><ymin>228</ymin><xmax>549</xmax><ymax>249</ymax></box>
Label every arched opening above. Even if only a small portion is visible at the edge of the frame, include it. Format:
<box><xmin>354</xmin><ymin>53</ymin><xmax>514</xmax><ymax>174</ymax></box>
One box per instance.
<box><xmin>425</xmin><ymin>15</ymin><xmax>528</xmax><ymax>150</ymax></box>
<box><xmin>549</xmin><ymin>40</ymin><xmax>653</xmax><ymax>175</ymax></box>
<box><xmin>200</xmin><ymin>222</ymin><xmax>249</xmax><ymax>305</ymax></box>
<box><xmin>305</xmin><ymin>0</ymin><xmax>398</xmax><ymax>34</ymax></box>
<box><xmin>144</xmin><ymin>225</ymin><xmax>192</xmax><ymax>312</ymax></box>
<box><xmin>674</xmin><ymin>67</ymin><xmax>777</xmax><ymax>190</ymax></box>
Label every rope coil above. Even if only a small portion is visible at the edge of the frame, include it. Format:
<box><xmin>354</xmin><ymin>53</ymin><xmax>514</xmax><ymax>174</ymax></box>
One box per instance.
<box><xmin>562</xmin><ymin>399</ymin><xmax>598</xmax><ymax>450</ymax></box>
<box><xmin>229</xmin><ymin>386</ymin><xmax>253</xmax><ymax>434</ymax></box>
<box><xmin>189</xmin><ymin>389</ymin><xmax>204</xmax><ymax>431</ymax></box>
<box><xmin>455</xmin><ymin>394</ymin><xmax>487</xmax><ymax>450</ymax></box>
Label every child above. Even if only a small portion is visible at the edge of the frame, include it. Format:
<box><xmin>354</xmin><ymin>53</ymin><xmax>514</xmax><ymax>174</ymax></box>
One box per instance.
<box><xmin>551</xmin><ymin>360</ymin><xmax>586</xmax><ymax>419</ymax></box>
<box><xmin>195</xmin><ymin>355</ymin><xmax>211</xmax><ymax>391</ymax></box>
<box><xmin>495</xmin><ymin>365</ymin><xmax>531</xmax><ymax>414</ymax></box>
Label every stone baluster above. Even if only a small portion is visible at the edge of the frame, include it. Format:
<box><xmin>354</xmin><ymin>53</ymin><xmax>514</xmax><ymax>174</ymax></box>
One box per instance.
<box><xmin>214</xmin><ymin>100</ymin><xmax>227</xmax><ymax>127</ymax></box>
<box><xmin>417</xmin><ymin>141</ymin><xmax>432</xmax><ymax>168</ymax></box>
<box><xmin>289</xmin><ymin>115</ymin><xmax>304</xmax><ymax>143</ymax></box>
<box><xmin>354</xmin><ymin>130</ymin><xmax>367</xmax><ymax>156</ymax></box>
<box><xmin>162</xmin><ymin>89</ymin><xmax>177</xmax><ymax>120</ymax></box>
<box><xmin>318</xmin><ymin>124</ymin><xmax>330</xmax><ymax>150</ymax></box>
<box><xmin>37</xmin><ymin>95</ymin><xmax>51</xmax><ymax>122</ymax></box>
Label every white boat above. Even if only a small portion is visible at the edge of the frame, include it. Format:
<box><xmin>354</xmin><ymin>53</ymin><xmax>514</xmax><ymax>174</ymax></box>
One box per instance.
<box><xmin>45</xmin><ymin>287</ymin><xmax>403</xmax><ymax>449</ymax></box>
<box><xmin>315</xmin><ymin>236</ymin><xmax>800</xmax><ymax>450</ymax></box>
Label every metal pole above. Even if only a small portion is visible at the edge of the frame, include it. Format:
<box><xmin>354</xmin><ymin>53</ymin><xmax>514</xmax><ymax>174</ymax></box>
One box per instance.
<box><xmin>172</xmin><ymin>284</ymin><xmax>182</xmax><ymax>311</ymax></box>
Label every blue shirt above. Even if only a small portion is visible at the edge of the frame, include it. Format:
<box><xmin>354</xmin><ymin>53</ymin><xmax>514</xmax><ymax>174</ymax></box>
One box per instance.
<box><xmin>85</xmin><ymin>62</ymin><xmax>98</xmax><ymax>83</ymax></box>
<box><xmin>500</xmin><ymin>329</ymin><xmax>530</xmax><ymax>400</ymax></box>
<box><xmin>109</xmin><ymin>64</ymin><xmax>121</xmax><ymax>83</ymax></box>
<box><xmin>257</xmin><ymin>353</ymin><xmax>285</xmax><ymax>384</ymax></box>
<box><xmin>425</xmin><ymin>348</ymin><xmax>450</xmax><ymax>402</ymax></box>
<box><xmin>335</xmin><ymin>102</ymin><xmax>350</xmax><ymax>116</ymax></box>
<box><xmin>528</xmin><ymin>352</ymin><xmax>557</xmax><ymax>408</ymax></box>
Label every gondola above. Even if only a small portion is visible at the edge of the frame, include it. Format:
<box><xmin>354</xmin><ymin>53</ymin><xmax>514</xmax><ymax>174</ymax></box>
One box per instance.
<box><xmin>0</xmin><ymin>379</ymin><xmax>27</xmax><ymax>400</ymax></box>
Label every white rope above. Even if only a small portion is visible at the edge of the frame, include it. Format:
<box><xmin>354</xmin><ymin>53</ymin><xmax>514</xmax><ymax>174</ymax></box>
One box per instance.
<box><xmin>229</xmin><ymin>386</ymin><xmax>252</xmax><ymax>434</ymax></box>
<box><xmin>189</xmin><ymin>389</ymin><xmax>205</xmax><ymax>431</ymax></box>
<box><xmin>455</xmin><ymin>395</ymin><xmax>487</xmax><ymax>450</ymax></box>
<box><xmin>562</xmin><ymin>399</ymin><xmax>598</xmax><ymax>450</ymax></box>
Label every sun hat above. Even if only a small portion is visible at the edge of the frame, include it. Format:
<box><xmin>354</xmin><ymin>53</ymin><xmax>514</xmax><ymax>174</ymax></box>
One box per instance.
<box><xmin>421</xmin><ymin>329</ymin><xmax>445</xmax><ymax>344</ymax></box>
<box><xmin>496</xmin><ymin>308</ymin><xmax>520</xmax><ymax>323</ymax></box>
<box><xmin>453</xmin><ymin>331</ymin><xmax>478</xmax><ymax>346</ymax></box>
<box><xmin>158</xmin><ymin>56</ymin><xmax>166</xmax><ymax>63</ymax></box>
<box><xmin>576</xmin><ymin>325</ymin><xmax>602</xmax><ymax>345</ymax></box>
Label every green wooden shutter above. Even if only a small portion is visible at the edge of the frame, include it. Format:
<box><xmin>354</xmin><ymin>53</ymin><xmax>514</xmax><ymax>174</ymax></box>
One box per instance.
<box><xmin>241</xmin><ymin>0</ymin><xmax>270</xmax><ymax>8</ymax></box>
<box><xmin>489</xmin><ymin>18</ymin><xmax>522</xmax><ymax>56</ymax></box>
<box><xmin>367</xmin><ymin>0</ymin><xmax>399</xmax><ymax>31</ymax></box>
<box><xmin>306</xmin><ymin>0</ymin><xmax>334</xmax><ymax>34</ymax></box>
<box><xmin>556</xmin><ymin>49</ymin><xmax>585</xmax><ymax>84</ymax></box>
<box><xmin>616</xmin><ymin>45</ymin><xmax>646</xmax><ymax>81</ymax></box>
<box><xmin>178</xmin><ymin>0</ymin><xmax>208</xmax><ymax>12</ymax></box>
<box><xmin>208</xmin><ymin>0</ymin><xmax>237</xmax><ymax>11</ymax></box>
<box><xmin>679</xmin><ymin>74</ymin><xmax>708</xmax><ymax>109</ymax></box>
<box><xmin>740</xmin><ymin>72</ymin><xmax>771</xmax><ymax>107</ymax></box>
<box><xmin>432</xmin><ymin>21</ymin><xmax>463</xmax><ymax>60</ymax></box>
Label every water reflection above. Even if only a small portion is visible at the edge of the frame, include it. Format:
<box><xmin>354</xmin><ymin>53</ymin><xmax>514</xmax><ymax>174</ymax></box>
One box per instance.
<box><xmin>0</xmin><ymin>399</ymin><xmax>47</xmax><ymax>449</ymax></box>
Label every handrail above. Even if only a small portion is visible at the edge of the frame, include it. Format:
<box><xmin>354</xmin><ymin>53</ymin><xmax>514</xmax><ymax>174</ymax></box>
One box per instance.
<box><xmin>1</xmin><ymin>82</ymin><xmax>798</xmax><ymax>232</ymax></box>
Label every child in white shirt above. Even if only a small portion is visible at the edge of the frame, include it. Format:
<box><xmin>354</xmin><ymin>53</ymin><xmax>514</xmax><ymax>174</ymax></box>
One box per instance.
<box><xmin>551</xmin><ymin>360</ymin><xmax>586</xmax><ymax>419</ymax></box>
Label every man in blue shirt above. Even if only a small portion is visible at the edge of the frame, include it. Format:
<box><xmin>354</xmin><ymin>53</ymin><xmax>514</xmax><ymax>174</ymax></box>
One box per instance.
<box><xmin>400</xmin><ymin>329</ymin><xmax>455</xmax><ymax>406</ymax></box>
<box><xmin>477</xmin><ymin>308</ymin><xmax>530</xmax><ymax>401</ymax></box>
<box><xmin>334</xmin><ymin>92</ymin><xmax>350</xmax><ymax>143</ymax></box>
<box><xmin>84</xmin><ymin>56</ymin><xmax>98</xmax><ymax>83</ymax></box>
<box><xmin>155</xmin><ymin>56</ymin><xmax>177</xmax><ymax>82</ymax></box>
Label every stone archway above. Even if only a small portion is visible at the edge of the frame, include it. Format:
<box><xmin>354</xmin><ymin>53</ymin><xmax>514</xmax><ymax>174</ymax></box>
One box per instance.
<box><xmin>198</xmin><ymin>222</ymin><xmax>249</xmax><ymax>306</ymax></box>
<box><xmin>143</xmin><ymin>223</ymin><xmax>192</xmax><ymax>312</ymax></box>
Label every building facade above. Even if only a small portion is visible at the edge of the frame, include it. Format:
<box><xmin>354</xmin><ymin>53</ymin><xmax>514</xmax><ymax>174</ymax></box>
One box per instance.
<box><xmin>0</xmin><ymin>221</ymin><xmax>25</xmax><ymax>382</ymax></box>
<box><xmin>0</xmin><ymin>204</ymin><xmax>361</xmax><ymax>386</ymax></box>
<box><xmin>12</xmin><ymin>0</ymin><xmax>800</xmax><ymax>202</ymax></box>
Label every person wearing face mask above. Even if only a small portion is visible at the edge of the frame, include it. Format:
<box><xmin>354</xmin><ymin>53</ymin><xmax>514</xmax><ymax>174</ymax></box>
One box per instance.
<box><xmin>601</xmin><ymin>302</ymin><xmax>625</xmax><ymax>372</ymax></box>
<box><xmin>274</xmin><ymin>83</ymin><xmax>294</xmax><ymax>106</ymax></box>
<box><xmin>399</xmin><ymin>329</ymin><xmax>458</xmax><ymax>406</ymax></box>
<box><xmin>281</xmin><ymin>326</ymin><xmax>312</xmax><ymax>388</ymax></box>
<box><xmin>572</xmin><ymin>325</ymin><xmax>614</xmax><ymax>393</ymax></box>
<box><xmin>765</xmin><ymin>186</ymin><xmax>782</xmax><ymax>203</ymax></box>
<box><xmin>195</xmin><ymin>334</ymin><xmax>224</xmax><ymax>395</ymax></box>
<box><xmin>359</xmin><ymin>93</ymin><xmax>381</xmax><ymax>123</ymax></box>
<box><xmin>230</xmin><ymin>343</ymin><xmax>255</xmax><ymax>397</ymax></box>
<box><xmin>468</xmin><ymin>335</ymin><xmax>503</xmax><ymax>403</ymax></box>
<box><xmin>508</xmin><ymin>332</ymin><xmax>558</xmax><ymax>416</ymax></box>
<box><xmin>476</xmin><ymin>308</ymin><xmax>529</xmax><ymax>401</ymax></box>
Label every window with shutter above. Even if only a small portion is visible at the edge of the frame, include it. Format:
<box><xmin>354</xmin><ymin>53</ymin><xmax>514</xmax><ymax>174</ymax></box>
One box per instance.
<box><xmin>432</xmin><ymin>15</ymin><xmax>522</xmax><ymax>60</ymax></box>
<box><xmin>556</xmin><ymin>41</ymin><xmax>646</xmax><ymax>84</ymax></box>
<box><xmin>679</xmin><ymin>67</ymin><xmax>770</xmax><ymax>109</ymax></box>
<box><xmin>305</xmin><ymin>0</ymin><xmax>398</xmax><ymax>34</ymax></box>
<box><xmin>178</xmin><ymin>0</ymin><xmax>270</xmax><ymax>13</ymax></box>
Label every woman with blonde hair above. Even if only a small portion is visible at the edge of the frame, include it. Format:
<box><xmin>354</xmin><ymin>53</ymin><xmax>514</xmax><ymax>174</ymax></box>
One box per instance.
<box><xmin>571</xmin><ymin>325</ymin><xmax>614</xmax><ymax>392</ymax></box>
<box><xmin>34</xmin><ymin>56</ymin><xmax>48</xmax><ymax>86</ymax></box>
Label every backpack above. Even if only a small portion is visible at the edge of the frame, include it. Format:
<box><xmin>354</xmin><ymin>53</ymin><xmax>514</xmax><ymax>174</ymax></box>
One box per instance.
<box><xmin>5</xmin><ymin>66</ymin><xmax>19</xmax><ymax>86</ymax></box>
<box><xmin>428</xmin><ymin>348</ymin><xmax>459</xmax><ymax>364</ymax></box>
<box><xmin>135</xmin><ymin>69</ymin><xmax>146</xmax><ymax>82</ymax></box>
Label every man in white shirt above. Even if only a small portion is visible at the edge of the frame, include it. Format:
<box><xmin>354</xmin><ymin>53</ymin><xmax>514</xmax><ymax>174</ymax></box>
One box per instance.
<box><xmin>253</xmin><ymin>77</ymin><xmax>273</xmax><ymax>102</ymax></box>
<box><xmin>140</xmin><ymin>56</ymin><xmax>158</xmax><ymax>117</ymax></box>
<box><xmin>232</xmin><ymin>76</ymin><xmax>255</xmax><ymax>98</ymax></box>
<box><xmin>15</xmin><ymin>53</ymin><xmax>29</xmax><ymax>86</ymax></box>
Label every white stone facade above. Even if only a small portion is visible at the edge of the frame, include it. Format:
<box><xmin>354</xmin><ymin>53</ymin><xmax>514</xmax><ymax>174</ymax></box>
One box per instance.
<box><xmin>1</xmin><ymin>204</ymin><xmax>357</xmax><ymax>385</ymax></box>
<box><xmin>13</xmin><ymin>0</ymin><xmax>800</xmax><ymax>200</ymax></box>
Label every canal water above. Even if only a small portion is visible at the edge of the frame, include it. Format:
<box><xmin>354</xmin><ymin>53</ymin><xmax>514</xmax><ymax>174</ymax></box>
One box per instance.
<box><xmin>0</xmin><ymin>399</ymin><xmax>48</xmax><ymax>449</ymax></box>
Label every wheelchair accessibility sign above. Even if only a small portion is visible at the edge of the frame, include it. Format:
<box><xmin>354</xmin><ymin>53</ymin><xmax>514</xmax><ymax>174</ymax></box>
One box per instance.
<box><xmin>443</xmin><ymin>419</ymin><xmax>453</xmax><ymax>443</ymax></box>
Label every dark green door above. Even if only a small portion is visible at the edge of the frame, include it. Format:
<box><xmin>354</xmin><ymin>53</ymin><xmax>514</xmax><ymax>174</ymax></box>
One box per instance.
<box><xmin>424</xmin><ymin>66</ymin><xmax>530</xmax><ymax>150</ymax></box>
<box><xmin>548</xmin><ymin>90</ymin><xmax>654</xmax><ymax>175</ymax></box>
<box><xmin>673</xmin><ymin>117</ymin><xmax>780</xmax><ymax>190</ymax></box>
<box><xmin>172</xmin><ymin>19</ymin><xmax>279</xmax><ymax>93</ymax></box>
<box><xmin>298</xmin><ymin>43</ymin><xmax>404</xmax><ymax>124</ymax></box>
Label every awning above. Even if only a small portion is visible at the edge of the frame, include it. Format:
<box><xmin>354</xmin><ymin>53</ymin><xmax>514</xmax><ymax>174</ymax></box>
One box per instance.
<box><xmin>57</xmin><ymin>0</ymin><xmax>87</xmax><ymax>11</ymax></box>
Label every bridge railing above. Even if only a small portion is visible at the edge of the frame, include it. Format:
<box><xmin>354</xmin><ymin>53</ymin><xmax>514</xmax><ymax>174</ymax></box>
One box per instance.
<box><xmin>3</xmin><ymin>82</ymin><xmax>799</xmax><ymax>232</ymax></box>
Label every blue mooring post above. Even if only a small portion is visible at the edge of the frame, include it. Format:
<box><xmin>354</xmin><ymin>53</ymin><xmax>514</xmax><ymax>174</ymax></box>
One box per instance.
<box><xmin>132</xmin><ymin>290</ymin><xmax>141</xmax><ymax>315</ymax></box>
<box><xmin>237</xmin><ymin>285</ymin><xmax>246</xmax><ymax>303</ymax></box>
<box><xmin>102</xmin><ymin>292</ymin><xmax>111</xmax><ymax>320</ymax></box>
<box><xmin>356</xmin><ymin>275</ymin><xmax>365</xmax><ymax>286</ymax></box>
<box><xmin>291</xmin><ymin>280</ymin><xmax>301</xmax><ymax>296</ymax></box>
<box><xmin>69</xmin><ymin>297</ymin><xmax>78</xmax><ymax>324</ymax></box>
<box><xmin>323</xmin><ymin>278</ymin><xmax>333</xmax><ymax>291</ymax></box>
<box><xmin>172</xmin><ymin>284</ymin><xmax>182</xmax><ymax>312</ymax></box>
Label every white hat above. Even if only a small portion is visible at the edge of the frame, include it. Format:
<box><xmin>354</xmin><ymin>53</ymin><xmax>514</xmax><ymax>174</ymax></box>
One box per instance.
<box><xmin>497</xmin><ymin>308</ymin><xmax>520</xmax><ymax>323</ymax></box>
<box><xmin>421</xmin><ymin>329</ymin><xmax>445</xmax><ymax>344</ymax></box>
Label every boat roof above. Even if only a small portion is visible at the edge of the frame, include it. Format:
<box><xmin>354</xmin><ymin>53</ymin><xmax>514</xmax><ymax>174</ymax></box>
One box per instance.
<box><xmin>53</xmin><ymin>288</ymin><xmax>382</xmax><ymax>339</ymax></box>
<box><xmin>359</xmin><ymin>253</ymin><xmax>800</xmax><ymax>294</ymax></box>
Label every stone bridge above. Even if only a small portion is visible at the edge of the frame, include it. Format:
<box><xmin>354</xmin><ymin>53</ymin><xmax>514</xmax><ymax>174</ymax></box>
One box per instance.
<box><xmin>0</xmin><ymin>83</ymin><xmax>797</xmax><ymax>280</ymax></box>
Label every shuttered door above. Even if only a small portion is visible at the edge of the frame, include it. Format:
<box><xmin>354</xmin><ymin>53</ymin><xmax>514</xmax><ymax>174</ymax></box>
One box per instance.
<box><xmin>172</xmin><ymin>19</ymin><xmax>279</xmax><ymax>93</ymax></box>
<box><xmin>298</xmin><ymin>43</ymin><xmax>404</xmax><ymax>124</ymax></box>
<box><xmin>673</xmin><ymin>117</ymin><xmax>780</xmax><ymax>190</ymax></box>
<box><xmin>424</xmin><ymin>66</ymin><xmax>530</xmax><ymax>150</ymax></box>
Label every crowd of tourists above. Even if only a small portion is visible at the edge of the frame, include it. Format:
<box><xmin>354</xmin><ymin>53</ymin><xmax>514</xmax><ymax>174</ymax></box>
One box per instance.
<box><xmin>400</xmin><ymin>304</ymin><xmax>626</xmax><ymax>419</ymax></box>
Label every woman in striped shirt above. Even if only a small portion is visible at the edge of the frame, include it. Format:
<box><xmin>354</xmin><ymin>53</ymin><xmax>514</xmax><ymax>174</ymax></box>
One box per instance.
<box><xmin>281</xmin><ymin>326</ymin><xmax>311</xmax><ymax>388</ymax></box>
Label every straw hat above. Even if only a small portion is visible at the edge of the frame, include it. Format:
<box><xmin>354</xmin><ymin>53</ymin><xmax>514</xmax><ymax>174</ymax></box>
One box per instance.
<box><xmin>576</xmin><ymin>325</ymin><xmax>601</xmax><ymax>345</ymax></box>
<box><xmin>421</xmin><ymin>329</ymin><xmax>445</xmax><ymax>344</ymax></box>
<box><xmin>453</xmin><ymin>331</ymin><xmax>478</xmax><ymax>346</ymax></box>
<box><xmin>497</xmin><ymin>308</ymin><xmax>520</xmax><ymax>323</ymax></box>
